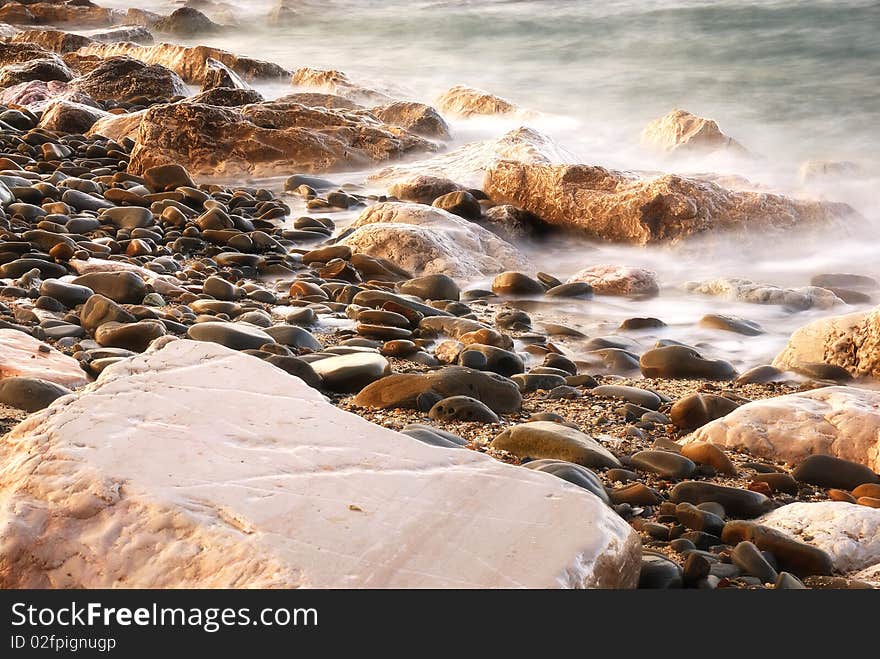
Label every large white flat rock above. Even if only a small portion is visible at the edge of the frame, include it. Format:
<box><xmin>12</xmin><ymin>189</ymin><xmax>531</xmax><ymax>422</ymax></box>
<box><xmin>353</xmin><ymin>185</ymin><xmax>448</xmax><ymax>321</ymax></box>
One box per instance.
<box><xmin>0</xmin><ymin>339</ymin><xmax>640</xmax><ymax>588</ymax></box>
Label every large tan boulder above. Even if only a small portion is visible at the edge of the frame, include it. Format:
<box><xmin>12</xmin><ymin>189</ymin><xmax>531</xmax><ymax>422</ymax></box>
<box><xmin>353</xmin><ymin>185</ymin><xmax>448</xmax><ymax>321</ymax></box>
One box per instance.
<box><xmin>341</xmin><ymin>202</ymin><xmax>529</xmax><ymax>280</ymax></box>
<box><xmin>70</xmin><ymin>55</ymin><xmax>187</xmax><ymax>103</ymax></box>
<box><xmin>360</xmin><ymin>208</ymin><xmax>509</xmax><ymax>275</ymax></box>
<box><xmin>127</xmin><ymin>101</ymin><xmax>437</xmax><ymax>178</ymax></box>
<box><xmin>641</xmin><ymin>108</ymin><xmax>746</xmax><ymax>154</ymax></box>
<box><xmin>74</xmin><ymin>42</ymin><xmax>289</xmax><ymax>85</ymax></box>
<box><xmin>0</xmin><ymin>339</ymin><xmax>640</xmax><ymax>588</ymax></box>
<box><xmin>773</xmin><ymin>306</ymin><xmax>880</xmax><ymax>379</ymax></box>
<box><xmin>687</xmin><ymin>277</ymin><xmax>842</xmax><ymax>310</ymax></box>
<box><xmin>0</xmin><ymin>329</ymin><xmax>89</xmax><ymax>388</ymax></box>
<box><xmin>371</xmin><ymin>126</ymin><xmax>572</xmax><ymax>189</ymax></box>
<box><xmin>435</xmin><ymin>85</ymin><xmax>517</xmax><ymax>117</ymax></box>
<box><xmin>683</xmin><ymin>386</ymin><xmax>880</xmax><ymax>472</ymax></box>
<box><xmin>483</xmin><ymin>161</ymin><xmax>854</xmax><ymax>244</ymax></box>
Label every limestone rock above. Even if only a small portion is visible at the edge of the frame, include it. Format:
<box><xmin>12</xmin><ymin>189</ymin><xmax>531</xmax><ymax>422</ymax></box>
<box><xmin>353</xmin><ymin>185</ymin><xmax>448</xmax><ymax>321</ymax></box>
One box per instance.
<box><xmin>484</xmin><ymin>161</ymin><xmax>854</xmax><ymax>244</ymax></box>
<box><xmin>641</xmin><ymin>109</ymin><xmax>746</xmax><ymax>154</ymax></box>
<box><xmin>435</xmin><ymin>85</ymin><xmax>517</xmax><ymax>117</ymax></box>
<box><xmin>341</xmin><ymin>202</ymin><xmax>529</xmax><ymax>279</ymax></box>
<box><xmin>73</xmin><ymin>42</ymin><xmax>289</xmax><ymax>85</ymax></box>
<box><xmin>772</xmin><ymin>306</ymin><xmax>880</xmax><ymax>379</ymax></box>
<box><xmin>0</xmin><ymin>329</ymin><xmax>88</xmax><ymax>387</ymax></box>
<box><xmin>86</xmin><ymin>109</ymin><xmax>147</xmax><ymax>142</ymax></box>
<box><xmin>370</xmin><ymin>101</ymin><xmax>450</xmax><ymax>139</ymax></box>
<box><xmin>568</xmin><ymin>265</ymin><xmax>659</xmax><ymax>297</ymax></box>
<box><xmin>758</xmin><ymin>502</ymin><xmax>880</xmax><ymax>573</ymax></box>
<box><xmin>275</xmin><ymin>92</ymin><xmax>360</xmax><ymax>110</ymax></box>
<box><xmin>290</xmin><ymin>67</ymin><xmax>393</xmax><ymax>105</ymax></box>
<box><xmin>10</xmin><ymin>28</ymin><xmax>93</xmax><ymax>54</ymax></box>
<box><xmin>153</xmin><ymin>7</ymin><xmax>222</xmax><ymax>35</ymax></box>
<box><xmin>127</xmin><ymin>102</ymin><xmax>436</xmax><ymax>178</ymax></box>
<box><xmin>0</xmin><ymin>339</ymin><xmax>639</xmax><ymax>588</ymax></box>
<box><xmin>371</xmin><ymin>126</ymin><xmax>573</xmax><ymax>189</ymax></box>
<box><xmin>37</xmin><ymin>99</ymin><xmax>108</xmax><ymax>134</ymax></box>
<box><xmin>686</xmin><ymin>277</ymin><xmax>842</xmax><ymax>310</ymax></box>
<box><xmin>684</xmin><ymin>386</ymin><xmax>880</xmax><ymax>472</ymax></box>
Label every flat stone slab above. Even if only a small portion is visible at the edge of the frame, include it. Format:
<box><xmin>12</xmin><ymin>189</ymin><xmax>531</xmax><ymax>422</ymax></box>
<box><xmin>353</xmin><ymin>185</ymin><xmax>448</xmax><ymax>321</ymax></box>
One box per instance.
<box><xmin>0</xmin><ymin>329</ymin><xmax>89</xmax><ymax>388</ymax></box>
<box><xmin>0</xmin><ymin>339</ymin><xmax>640</xmax><ymax>588</ymax></box>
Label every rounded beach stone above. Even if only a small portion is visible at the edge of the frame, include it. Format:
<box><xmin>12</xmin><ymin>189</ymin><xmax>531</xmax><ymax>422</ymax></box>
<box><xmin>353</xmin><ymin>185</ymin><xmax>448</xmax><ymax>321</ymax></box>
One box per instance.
<box><xmin>491</xmin><ymin>421</ymin><xmax>620</xmax><ymax>469</ymax></box>
<box><xmin>187</xmin><ymin>321</ymin><xmax>276</xmax><ymax>351</ymax></box>
<box><xmin>524</xmin><ymin>459</ymin><xmax>610</xmax><ymax>505</ymax></box>
<box><xmin>491</xmin><ymin>271</ymin><xmax>545</xmax><ymax>296</ymax></box>
<box><xmin>640</xmin><ymin>345</ymin><xmax>736</xmax><ymax>380</ymax></box>
<box><xmin>95</xmin><ymin>320</ymin><xmax>166</xmax><ymax>353</ymax></box>
<box><xmin>670</xmin><ymin>481</ymin><xmax>771</xmax><ymax>518</ymax></box>
<box><xmin>0</xmin><ymin>376</ymin><xmax>72</xmax><ymax>412</ymax></box>
<box><xmin>72</xmin><ymin>271</ymin><xmax>148</xmax><ymax>305</ymax></box>
<box><xmin>428</xmin><ymin>396</ymin><xmax>499</xmax><ymax>423</ymax></box>
<box><xmin>592</xmin><ymin>384</ymin><xmax>661</xmax><ymax>410</ymax></box>
<box><xmin>309</xmin><ymin>352</ymin><xmax>390</xmax><ymax>393</ymax></box>
<box><xmin>721</xmin><ymin>520</ymin><xmax>834</xmax><ymax>577</ymax></box>
<box><xmin>631</xmin><ymin>450</ymin><xmax>696</xmax><ymax>479</ymax></box>
<box><xmin>792</xmin><ymin>454</ymin><xmax>879</xmax><ymax>490</ymax></box>
<box><xmin>670</xmin><ymin>393</ymin><xmax>740</xmax><ymax>431</ymax></box>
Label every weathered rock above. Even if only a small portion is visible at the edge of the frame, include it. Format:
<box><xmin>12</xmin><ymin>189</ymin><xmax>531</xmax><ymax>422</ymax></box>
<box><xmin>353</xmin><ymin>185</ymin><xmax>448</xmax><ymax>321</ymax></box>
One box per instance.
<box><xmin>0</xmin><ymin>376</ymin><xmax>71</xmax><ymax>413</ymax></box>
<box><xmin>74</xmin><ymin>42</ymin><xmax>289</xmax><ymax>85</ymax></box>
<box><xmin>685</xmin><ymin>386</ymin><xmax>880</xmax><ymax>472</ymax></box>
<box><xmin>699</xmin><ymin>313</ymin><xmax>763</xmax><ymax>336</ymax></box>
<box><xmin>687</xmin><ymin>277</ymin><xmax>842</xmax><ymax>310</ymax></box>
<box><xmin>341</xmin><ymin>202</ymin><xmax>528</xmax><ymax>279</ymax></box>
<box><xmin>641</xmin><ymin>109</ymin><xmax>746</xmax><ymax>154</ymax></box>
<box><xmin>0</xmin><ymin>57</ymin><xmax>73</xmax><ymax>87</ymax></box>
<box><xmin>0</xmin><ymin>78</ymin><xmax>97</xmax><ymax>110</ymax></box>
<box><xmin>201</xmin><ymin>57</ymin><xmax>251</xmax><ymax>91</ymax></box>
<box><xmin>371</xmin><ymin>101</ymin><xmax>450</xmax><ymax>139</ymax></box>
<box><xmin>37</xmin><ymin>99</ymin><xmax>108</xmax><ymax>133</ymax></box>
<box><xmin>71</xmin><ymin>56</ymin><xmax>187</xmax><ymax>103</ymax></box>
<box><xmin>276</xmin><ymin>92</ymin><xmax>361</xmax><ymax>110</ymax></box>
<box><xmin>154</xmin><ymin>7</ymin><xmax>222</xmax><ymax>35</ymax></box>
<box><xmin>435</xmin><ymin>85</ymin><xmax>517</xmax><ymax>117</ymax></box>
<box><xmin>0</xmin><ymin>339</ymin><xmax>640</xmax><ymax>588</ymax></box>
<box><xmin>491</xmin><ymin>421</ymin><xmax>620</xmax><ymax>469</ymax></box>
<box><xmin>483</xmin><ymin>162</ymin><xmax>854</xmax><ymax>244</ymax></box>
<box><xmin>568</xmin><ymin>265</ymin><xmax>659</xmax><ymax>297</ymax></box>
<box><xmin>290</xmin><ymin>67</ymin><xmax>392</xmax><ymax>105</ymax></box>
<box><xmin>799</xmin><ymin>160</ymin><xmax>863</xmax><ymax>183</ymax></box>
<box><xmin>371</xmin><ymin>127</ymin><xmax>572</xmax><ymax>189</ymax></box>
<box><xmin>592</xmin><ymin>385</ymin><xmax>661</xmax><ymax>410</ymax></box>
<box><xmin>0</xmin><ymin>329</ymin><xmax>88</xmax><ymax>387</ymax></box>
<box><xmin>86</xmin><ymin>108</ymin><xmax>146</xmax><ymax>142</ymax></box>
<box><xmin>773</xmin><ymin>305</ymin><xmax>880</xmax><ymax>379</ymax></box>
<box><xmin>354</xmin><ymin>366</ymin><xmax>522</xmax><ymax>414</ymax></box>
<box><xmin>128</xmin><ymin>102</ymin><xmax>435</xmax><ymax>178</ymax></box>
<box><xmin>11</xmin><ymin>29</ymin><xmax>92</xmax><ymax>54</ymax></box>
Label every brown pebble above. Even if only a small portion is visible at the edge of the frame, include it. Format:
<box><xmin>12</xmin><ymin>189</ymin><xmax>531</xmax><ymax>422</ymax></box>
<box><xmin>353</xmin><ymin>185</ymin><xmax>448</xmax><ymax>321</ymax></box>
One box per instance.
<box><xmin>852</xmin><ymin>483</ymin><xmax>880</xmax><ymax>499</ymax></box>
<box><xmin>828</xmin><ymin>489</ymin><xmax>857</xmax><ymax>503</ymax></box>
<box><xmin>680</xmin><ymin>441</ymin><xmax>737</xmax><ymax>476</ymax></box>
<box><xmin>857</xmin><ymin>496</ymin><xmax>880</xmax><ymax>508</ymax></box>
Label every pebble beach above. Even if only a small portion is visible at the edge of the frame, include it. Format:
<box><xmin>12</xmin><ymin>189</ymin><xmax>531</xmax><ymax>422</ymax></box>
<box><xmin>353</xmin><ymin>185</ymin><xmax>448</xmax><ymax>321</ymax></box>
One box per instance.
<box><xmin>0</xmin><ymin>0</ymin><xmax>878</xmax><ymax>589</ymax></box>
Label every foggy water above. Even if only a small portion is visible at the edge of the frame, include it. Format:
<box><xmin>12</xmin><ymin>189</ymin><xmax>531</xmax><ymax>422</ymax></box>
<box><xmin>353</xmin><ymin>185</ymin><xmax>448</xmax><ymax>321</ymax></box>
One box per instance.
<box><xmin>101</xmin><ymin>0</ymin><xmax>880</xmax><ymax>368</ymax></box>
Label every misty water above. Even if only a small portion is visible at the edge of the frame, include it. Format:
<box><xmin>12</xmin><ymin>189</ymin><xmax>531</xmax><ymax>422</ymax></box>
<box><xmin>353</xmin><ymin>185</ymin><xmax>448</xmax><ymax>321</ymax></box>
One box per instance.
<box><xmin>102</xmin><ymin>0</ymin><xmax>880</xmax><ymax>369</ymax></box>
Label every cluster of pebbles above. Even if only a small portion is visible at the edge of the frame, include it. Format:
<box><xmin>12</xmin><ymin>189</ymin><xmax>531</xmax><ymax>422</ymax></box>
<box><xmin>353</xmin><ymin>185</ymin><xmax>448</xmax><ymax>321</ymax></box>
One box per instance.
<box><xmin>0</xmin><ymin>75</ymin><xmax>878</xmax><ymax>592</ymax></box>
